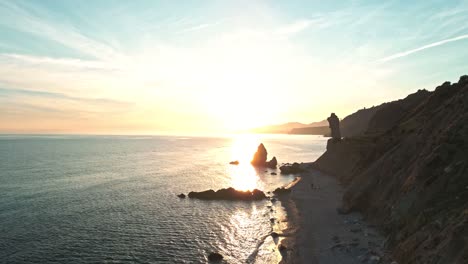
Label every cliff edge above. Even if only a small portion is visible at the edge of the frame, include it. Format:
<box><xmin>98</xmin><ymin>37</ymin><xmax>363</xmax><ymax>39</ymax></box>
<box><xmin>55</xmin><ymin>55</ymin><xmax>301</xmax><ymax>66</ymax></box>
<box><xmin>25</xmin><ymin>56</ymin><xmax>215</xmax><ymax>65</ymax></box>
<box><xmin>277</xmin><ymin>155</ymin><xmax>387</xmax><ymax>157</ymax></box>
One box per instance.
<box><xmin>313</xmin><ymin>75</ymin><xmax>468</xmax><ymax>264</ymax></box>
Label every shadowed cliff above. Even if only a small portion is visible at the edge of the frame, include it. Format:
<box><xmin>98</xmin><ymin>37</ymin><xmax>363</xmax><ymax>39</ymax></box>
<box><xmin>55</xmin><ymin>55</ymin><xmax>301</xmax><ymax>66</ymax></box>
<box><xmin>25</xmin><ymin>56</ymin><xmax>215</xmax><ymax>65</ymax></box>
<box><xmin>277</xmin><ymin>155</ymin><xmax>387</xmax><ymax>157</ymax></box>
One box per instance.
<box><xmin>313</xmin><ymin>75</ymin><xmax>468</xmax><ymax>264</ymax></box>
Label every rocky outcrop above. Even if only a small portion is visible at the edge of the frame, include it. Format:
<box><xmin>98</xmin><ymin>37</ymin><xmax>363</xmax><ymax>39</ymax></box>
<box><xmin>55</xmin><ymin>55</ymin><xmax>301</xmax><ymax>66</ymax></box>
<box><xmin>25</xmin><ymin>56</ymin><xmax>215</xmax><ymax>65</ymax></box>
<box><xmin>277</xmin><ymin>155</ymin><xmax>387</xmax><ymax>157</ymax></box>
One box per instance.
<box><xmin>327</xmin><ymin>113</ymin><xmax>341</xmax><ymax>140</ymax></box>
<box><xmin>280</xmin><ymin>163</ymin><xmax>305</xmax><ymax>174</ymax></box>
<box><xmin>251</xmin><ymin>143</ymin><xmax>278</xmax><ymax>168</ymax></box>
<box><xmin>251</xmin><ymin>143</ymin><xmax>267</xmax><ymax>165</ymax></box>
<box><xmin>268</xmin><ymin>156</ymin><xmax>278</xmax><ymax>168</ymax></box>
<box><xmin>292</xmin><ymin>89</ymin><xmax>430</xmax><ymax>138</ymax></box>
<box><xmin>188</xmin><ymin>187</ymin><xmax>267</xmax><ymax>201</ymax></box>
<box><xmin>313</xmin><ymin>75</ymin><xmax>468</xmax><ymax>264</ymax></box>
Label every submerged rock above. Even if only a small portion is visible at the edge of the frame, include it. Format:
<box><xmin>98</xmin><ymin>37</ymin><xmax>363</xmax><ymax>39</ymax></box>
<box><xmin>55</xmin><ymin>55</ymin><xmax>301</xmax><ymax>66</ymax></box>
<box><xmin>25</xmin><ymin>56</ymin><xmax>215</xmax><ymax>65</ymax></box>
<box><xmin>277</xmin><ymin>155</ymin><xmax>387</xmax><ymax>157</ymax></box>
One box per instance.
<box><xmin>188</xmin><ymin>187</ymin><xmax>267</xmax><ymax>201</ymax></box>
<box><xmin>208</xmin><ymin>252</ymin><xmax>223</xmax><ymax>262</ymax></box>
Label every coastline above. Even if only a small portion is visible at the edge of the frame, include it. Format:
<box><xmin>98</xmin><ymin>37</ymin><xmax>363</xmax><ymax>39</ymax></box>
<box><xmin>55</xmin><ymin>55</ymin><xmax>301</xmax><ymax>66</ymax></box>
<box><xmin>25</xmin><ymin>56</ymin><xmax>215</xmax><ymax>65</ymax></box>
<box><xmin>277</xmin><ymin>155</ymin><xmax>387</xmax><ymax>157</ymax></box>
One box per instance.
<box><xmin>277</xmin><ymin>163</ymin><xmax>394</xmax><ymax>264</ymax></box>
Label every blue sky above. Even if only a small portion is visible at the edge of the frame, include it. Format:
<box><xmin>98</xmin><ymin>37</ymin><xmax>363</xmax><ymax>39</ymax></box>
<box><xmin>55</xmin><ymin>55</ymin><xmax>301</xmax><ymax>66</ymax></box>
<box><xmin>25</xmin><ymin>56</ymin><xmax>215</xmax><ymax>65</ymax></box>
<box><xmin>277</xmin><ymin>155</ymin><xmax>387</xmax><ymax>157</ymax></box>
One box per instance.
<box><xmin>1</xmin><ymin>0</ymin><xmax>467</xmax><ymax>134</ymax></box>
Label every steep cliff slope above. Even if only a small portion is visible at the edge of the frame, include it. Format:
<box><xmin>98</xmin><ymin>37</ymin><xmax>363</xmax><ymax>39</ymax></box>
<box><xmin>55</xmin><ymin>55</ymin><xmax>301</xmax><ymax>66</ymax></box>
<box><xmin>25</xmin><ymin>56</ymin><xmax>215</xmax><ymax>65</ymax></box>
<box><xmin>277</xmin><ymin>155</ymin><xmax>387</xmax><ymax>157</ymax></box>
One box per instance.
<box><xmin>314</xmin><ymin>76</ymin><xmax>468</xmax><ymax>264</ymax></box>
<box><xmin>340</xmin><ymin>106</ymin><xmax>381</xmax><ymax>137</ymax></box>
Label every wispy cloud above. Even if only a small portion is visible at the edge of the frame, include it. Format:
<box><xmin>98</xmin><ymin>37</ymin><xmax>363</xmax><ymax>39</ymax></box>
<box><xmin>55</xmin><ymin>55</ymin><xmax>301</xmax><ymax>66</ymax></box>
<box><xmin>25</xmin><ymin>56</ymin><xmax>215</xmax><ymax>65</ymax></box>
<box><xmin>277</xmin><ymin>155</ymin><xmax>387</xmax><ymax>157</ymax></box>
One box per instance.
<box><xmin>0</xmin><ymin>1</ymin><xmax>124</xmax><ymax>62</ymax></box>
<box><xmin>0</xmin><ymin>87</ymin><xmax>132</xmax><ymax>108</ymax></box>
<box><xmin>377</xmin><ymin>34</ymin><xmax>468</xmax><ymax>63</ymax></box>
<box><xmin>276</xmin><ymin>19</ymin><xmax>313</xmax><ymax>35</ymax></box>
<box><xmin>0</xmin><ymin>54</ymin><xmax>119</xmax><ymax>70</ymax></box>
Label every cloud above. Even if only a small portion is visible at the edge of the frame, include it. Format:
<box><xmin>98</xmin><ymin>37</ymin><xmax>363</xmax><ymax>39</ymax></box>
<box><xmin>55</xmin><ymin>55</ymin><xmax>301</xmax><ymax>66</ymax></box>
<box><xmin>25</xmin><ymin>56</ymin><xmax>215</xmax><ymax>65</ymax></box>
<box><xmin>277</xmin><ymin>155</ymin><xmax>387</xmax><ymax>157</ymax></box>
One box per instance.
<box><xmin>0</xmin><ymin>1</ymin><xmax>124</xmax><ymax>62</ymax></box>
<box><xmin>0</xmin><ymin>87</ymin><xmax>132</xmax><ymax>108</ymax></box>
<box><xmin>0</xmin><ymin>54</ymin><xmax>119</xmax><ymax>70</ymax></box>
<box><xmin>377</xmin><ymin>34</ymin><xmax>468</xmax><ymax>63</ymax></box>
<box><xmin>276</xmin><ymin>19</ymin><xmax>313</xmax><ymax>35</ymax></box>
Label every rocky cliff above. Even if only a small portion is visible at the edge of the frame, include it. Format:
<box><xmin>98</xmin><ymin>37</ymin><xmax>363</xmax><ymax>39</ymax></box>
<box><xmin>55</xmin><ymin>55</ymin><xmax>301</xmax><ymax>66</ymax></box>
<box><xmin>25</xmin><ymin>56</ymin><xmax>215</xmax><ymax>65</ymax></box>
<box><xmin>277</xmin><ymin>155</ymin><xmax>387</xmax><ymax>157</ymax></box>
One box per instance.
<box><xmin>313</xmin><ymin>75</ymin><xmax>468</xmax><ymax>264</ymax></box>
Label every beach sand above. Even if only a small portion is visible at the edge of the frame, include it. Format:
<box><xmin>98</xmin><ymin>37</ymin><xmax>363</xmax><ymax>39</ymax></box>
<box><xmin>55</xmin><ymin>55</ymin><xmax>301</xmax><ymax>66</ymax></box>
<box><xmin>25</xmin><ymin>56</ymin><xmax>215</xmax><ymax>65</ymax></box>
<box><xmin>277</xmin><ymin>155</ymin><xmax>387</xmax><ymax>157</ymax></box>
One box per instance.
<box><xmin>277</xmin><ymin>164</ymin><xmax>394</xmax><ymax>264</ymax></box>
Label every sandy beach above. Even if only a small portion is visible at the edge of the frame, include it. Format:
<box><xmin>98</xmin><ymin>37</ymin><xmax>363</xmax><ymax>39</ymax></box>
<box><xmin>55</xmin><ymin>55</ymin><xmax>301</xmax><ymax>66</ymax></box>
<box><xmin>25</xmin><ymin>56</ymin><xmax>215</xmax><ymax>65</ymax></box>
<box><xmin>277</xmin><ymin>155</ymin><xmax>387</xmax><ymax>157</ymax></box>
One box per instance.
<box><xmin>277</xmin><ymin>164</ymin><xmax>394</xmax><ymax>264</ymax></box>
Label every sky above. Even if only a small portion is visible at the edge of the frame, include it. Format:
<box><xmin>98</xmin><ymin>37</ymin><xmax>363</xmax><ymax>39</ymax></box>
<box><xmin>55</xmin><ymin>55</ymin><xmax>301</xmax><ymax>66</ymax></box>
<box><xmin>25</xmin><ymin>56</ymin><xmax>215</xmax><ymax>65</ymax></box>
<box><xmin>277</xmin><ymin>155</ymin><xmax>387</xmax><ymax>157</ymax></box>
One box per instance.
<box><xmin>0</xmin><ymin>0</ymin><xmax>467</xmax><ymax>134</ymax></box>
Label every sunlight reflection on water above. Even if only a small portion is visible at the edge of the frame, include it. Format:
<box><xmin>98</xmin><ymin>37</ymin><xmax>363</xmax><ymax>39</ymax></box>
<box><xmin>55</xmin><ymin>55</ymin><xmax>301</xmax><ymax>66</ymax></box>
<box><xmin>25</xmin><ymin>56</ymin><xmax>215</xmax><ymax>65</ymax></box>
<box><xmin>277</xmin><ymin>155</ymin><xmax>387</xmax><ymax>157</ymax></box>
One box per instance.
<box><xmin>229</xmin><ymin>134</ymin><xmax>263</xmax><ymax>191</ymax></box>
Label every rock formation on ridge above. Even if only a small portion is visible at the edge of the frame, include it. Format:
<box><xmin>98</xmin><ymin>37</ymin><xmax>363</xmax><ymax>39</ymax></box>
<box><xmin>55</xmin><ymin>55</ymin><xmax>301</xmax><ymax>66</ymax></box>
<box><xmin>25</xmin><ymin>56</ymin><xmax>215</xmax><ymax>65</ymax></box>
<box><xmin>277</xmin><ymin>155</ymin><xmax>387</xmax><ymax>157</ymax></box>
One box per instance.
<box><xmin>327</xmin><ymin>113</ymin><xmax>341</xmax><ymax>140</ymax></box>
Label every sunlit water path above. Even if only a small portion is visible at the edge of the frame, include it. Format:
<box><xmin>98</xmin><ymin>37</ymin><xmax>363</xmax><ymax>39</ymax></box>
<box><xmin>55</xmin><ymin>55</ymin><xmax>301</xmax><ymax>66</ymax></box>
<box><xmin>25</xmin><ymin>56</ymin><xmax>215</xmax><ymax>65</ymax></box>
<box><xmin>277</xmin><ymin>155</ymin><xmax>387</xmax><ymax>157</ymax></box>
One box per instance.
<box><xmin>0</xmin><ymin>134</ymin><xmax>327</xmax><ymax>263</ymax></box>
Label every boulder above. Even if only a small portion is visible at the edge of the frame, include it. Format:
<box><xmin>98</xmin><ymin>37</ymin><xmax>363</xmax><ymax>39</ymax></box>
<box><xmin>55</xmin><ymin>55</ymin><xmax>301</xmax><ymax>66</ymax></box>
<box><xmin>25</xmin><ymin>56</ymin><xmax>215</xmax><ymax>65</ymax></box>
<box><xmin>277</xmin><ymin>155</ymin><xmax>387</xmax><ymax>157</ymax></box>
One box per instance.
<box><xmin>188</xmin><ymin>187</ymin><xmax>267</xmax><ymax>201</ymax></box>
<box><xmin>177</xmin><ymin>193</ymin><xmax>186</xmax><ymax>198</ymax></box>
<box><xmin>208</xmin><ymin>252</ymin><xmax>223</xmax><ymax>262</ymax></box>
<box><xmin>229</xmin><ymin>160</ymin><xmax>239</xmax><ymax>165</ymax></box>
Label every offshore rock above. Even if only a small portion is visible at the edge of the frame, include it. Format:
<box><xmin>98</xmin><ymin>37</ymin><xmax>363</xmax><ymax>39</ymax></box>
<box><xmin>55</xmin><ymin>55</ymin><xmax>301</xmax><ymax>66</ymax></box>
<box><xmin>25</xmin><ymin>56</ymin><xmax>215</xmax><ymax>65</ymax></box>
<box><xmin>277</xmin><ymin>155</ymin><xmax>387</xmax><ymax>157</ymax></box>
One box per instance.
<box><xmin>251</xmin><ymin>143</ymin><xmax>268</xmax><ymax>165</ymax></box>
<box><xmin>266</xmin><ymin>156</ymin><xmax>278</xmax><ymax>168</ymax></box>
<box><xmin>251</xmin><ymin>143</ymin><xmax>278</xmax><ymax>168</ymax></box>
<box><xmin>188</xmin><ymin>187</ymin><xmax>267</xmax><ymax>201</ymax></box>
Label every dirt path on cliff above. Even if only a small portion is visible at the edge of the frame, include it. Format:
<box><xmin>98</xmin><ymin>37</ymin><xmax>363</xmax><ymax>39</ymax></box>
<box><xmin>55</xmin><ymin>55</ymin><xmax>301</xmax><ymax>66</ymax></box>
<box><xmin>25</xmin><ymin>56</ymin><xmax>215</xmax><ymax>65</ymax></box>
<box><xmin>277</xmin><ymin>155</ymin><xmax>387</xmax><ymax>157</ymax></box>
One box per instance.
<box><xmin>278</xmin><ymin>165</ymin><xmax>394</xmax><ymax>264</ymax></box>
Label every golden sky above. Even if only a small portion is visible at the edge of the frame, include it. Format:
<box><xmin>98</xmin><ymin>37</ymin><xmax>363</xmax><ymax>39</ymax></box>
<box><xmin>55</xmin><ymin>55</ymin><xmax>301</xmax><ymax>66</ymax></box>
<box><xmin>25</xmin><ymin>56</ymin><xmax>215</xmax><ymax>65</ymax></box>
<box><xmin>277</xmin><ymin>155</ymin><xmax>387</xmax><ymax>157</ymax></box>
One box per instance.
<box><xmin>1</xmin><ymin>1</ymin><xmax>467</xmax><ymax>134</ymax></box>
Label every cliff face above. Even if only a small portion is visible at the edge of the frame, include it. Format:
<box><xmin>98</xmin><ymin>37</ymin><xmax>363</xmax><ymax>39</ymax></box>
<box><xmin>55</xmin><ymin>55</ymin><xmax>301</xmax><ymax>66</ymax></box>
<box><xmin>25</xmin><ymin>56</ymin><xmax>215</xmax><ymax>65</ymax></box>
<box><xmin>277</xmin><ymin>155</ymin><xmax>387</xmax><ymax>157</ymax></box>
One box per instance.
<box><xmin>314</xmin><ymin>76</ymin><xmax>468</xmax><ymax>264</ymax></box>
<box><xmin>340</xmin><ymin>106</ymin><xmax>381</xmax><ymax>137</ymax></box>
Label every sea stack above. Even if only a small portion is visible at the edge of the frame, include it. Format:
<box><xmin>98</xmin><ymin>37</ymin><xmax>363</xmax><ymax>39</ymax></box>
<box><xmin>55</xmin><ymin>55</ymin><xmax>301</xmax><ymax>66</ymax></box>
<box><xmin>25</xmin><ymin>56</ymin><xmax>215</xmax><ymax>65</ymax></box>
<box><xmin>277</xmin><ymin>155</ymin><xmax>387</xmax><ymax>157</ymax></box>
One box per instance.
<box><xmin>251</xmin><ymin>143</ymin><xmax>268</xmax><ymax>165</ymax></box>
<box><xmin>251</xmin><ymin>143</ymin><xmax>278</xmax><ymax>168</ymax></box>
<box><xmin>327</xmin><ymin>113</ymin><xmax>341</xmax><ymax>140</ymax></box>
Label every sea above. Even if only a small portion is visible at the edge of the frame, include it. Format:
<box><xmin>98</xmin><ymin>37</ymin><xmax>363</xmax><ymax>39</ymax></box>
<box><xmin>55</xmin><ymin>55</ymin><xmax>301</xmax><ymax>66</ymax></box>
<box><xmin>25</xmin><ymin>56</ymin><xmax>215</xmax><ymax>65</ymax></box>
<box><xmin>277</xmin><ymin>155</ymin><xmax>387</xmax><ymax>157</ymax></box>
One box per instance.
<box><xmin>0</xmin><ymin>134</ymin><xmax>328</xmax><ymax>263</ymax></box>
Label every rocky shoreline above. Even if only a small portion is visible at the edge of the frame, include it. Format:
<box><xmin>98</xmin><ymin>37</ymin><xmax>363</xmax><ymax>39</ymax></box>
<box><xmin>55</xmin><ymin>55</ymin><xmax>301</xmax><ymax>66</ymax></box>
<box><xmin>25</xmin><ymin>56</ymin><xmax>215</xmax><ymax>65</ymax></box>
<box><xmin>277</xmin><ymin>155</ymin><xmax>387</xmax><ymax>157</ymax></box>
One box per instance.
<box><xmin>276</xmin><ymin>163</ymin><xmax>396</xmax><ymax>264</ymax></box>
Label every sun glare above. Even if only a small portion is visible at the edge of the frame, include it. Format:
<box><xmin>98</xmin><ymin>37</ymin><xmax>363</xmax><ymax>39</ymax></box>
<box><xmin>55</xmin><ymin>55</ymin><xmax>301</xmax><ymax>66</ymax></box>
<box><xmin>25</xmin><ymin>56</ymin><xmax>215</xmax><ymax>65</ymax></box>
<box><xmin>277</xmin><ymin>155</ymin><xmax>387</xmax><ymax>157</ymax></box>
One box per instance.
<box><xmin>228</xmin><ymin>134</ymin><xmax>264</xmax><ymax>191</ymax></box>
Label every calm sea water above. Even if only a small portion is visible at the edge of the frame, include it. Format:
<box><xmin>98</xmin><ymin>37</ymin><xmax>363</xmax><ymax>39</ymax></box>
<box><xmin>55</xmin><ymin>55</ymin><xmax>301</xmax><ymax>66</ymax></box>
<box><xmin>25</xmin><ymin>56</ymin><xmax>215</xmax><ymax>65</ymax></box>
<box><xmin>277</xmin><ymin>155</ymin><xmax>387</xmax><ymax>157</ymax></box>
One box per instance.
<box><xmin>0</xmin><ymin>134</ymin><xmax>327</xmax><ymax>263</ymax></box>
